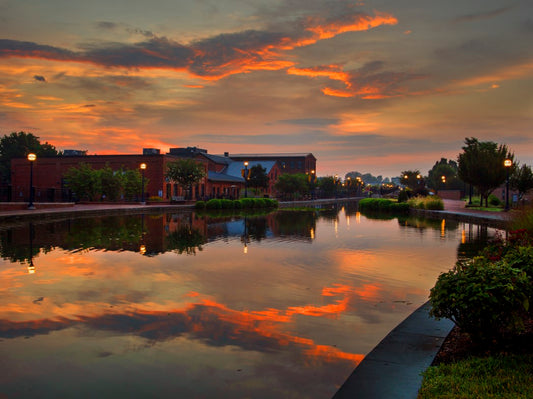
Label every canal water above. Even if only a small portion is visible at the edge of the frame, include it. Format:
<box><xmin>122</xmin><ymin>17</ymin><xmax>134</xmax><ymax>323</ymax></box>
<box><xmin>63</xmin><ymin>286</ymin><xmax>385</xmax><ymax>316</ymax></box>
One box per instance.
<box><xmin>0</xmin><ymin>204</ymin><xmax>499</xmax><ymax>398</ymax></box>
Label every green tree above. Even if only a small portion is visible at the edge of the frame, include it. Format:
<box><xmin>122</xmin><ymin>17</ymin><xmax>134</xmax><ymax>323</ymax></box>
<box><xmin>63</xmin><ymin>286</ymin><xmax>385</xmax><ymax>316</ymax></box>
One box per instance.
<box><xmin>248</xmin><ymin>164</ymin><xmax>269</xmax><ymax>190</ymax></box>
<box><xmin>0</xmin><ymin>131</ymin><xmax>60</xmax><ymax>184</ymax></box>
<box><xmin>274</xmin><ymin>173</ymin><xmax>309</xmax><ymax>200</ymax></box>
<box><xmin>64</xmin><ymin>163</ymin><xmax>99</xmax><ymax>201</ymax></box>
<box><xmin>318</xmin><ymin>176</ymin><xmax>339</xmax><ymax>198</ymax></box>
<box><xmin>510</xmin><ymin>164</ymin><xmax>533</xmax><ymax>205</ymax></box>
<box><xmin>122</xmin><ymin>169</ymin><xmax>144</xmax><ymax>201</ymax></box>
<box><xmin>165</xmin><ymin>159</ymin><xmax>206</xmax><ymax>200</ymax></box>
<box><xmin>427</xmin><ymin>158</ymin><xmax>462</xmax><ymax>191</ymax></box>
<box><xmin>97</xmin><ymin>165</ymin><xmax>123</xmax><ymax>201</ymax></box>
<box><xmin>458</xmin><ymin>137</ymin><xmax>514</xmax><ymax>207</ymax></box>
<box><xmin>400</xmin><ymin>170</ymin><xmax>424</xmax><ymax>191</ymax></box>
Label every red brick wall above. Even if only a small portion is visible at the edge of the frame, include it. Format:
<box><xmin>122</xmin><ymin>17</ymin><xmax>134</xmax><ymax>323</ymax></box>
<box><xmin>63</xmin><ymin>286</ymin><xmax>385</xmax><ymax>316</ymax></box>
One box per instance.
<box><xmin>10</xmin><ymin>155</ymin><xmax>208</xmax><ymax>202</ymax></box>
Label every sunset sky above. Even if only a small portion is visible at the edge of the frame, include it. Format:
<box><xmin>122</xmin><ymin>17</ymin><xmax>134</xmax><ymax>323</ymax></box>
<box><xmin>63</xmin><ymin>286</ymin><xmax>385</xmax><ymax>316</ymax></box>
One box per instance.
<box><xmin>1</xmin><ymin>0</ymin><xmax>532</xmax><ymax>177</ymax></box>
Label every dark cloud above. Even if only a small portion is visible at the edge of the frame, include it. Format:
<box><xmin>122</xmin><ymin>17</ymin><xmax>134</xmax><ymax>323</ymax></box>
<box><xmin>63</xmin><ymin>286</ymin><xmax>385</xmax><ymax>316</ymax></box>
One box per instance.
<box><xmin>81</xmin><ymin>36</ymin><xmax>194</xmax><ymax>68</ymax></box>
<box><xmin>33</xmin><ymin>75</ymin><xmax>46</xmax><ymax>82</ymax></box>
<box><xmin>0</xmin><ymin>39</ymin><xmax>76</xmax><ymax>60</ymax></box>
<box><xmin>0</xmin><ymin>6</ymin><xmax>396</xmax><ymax>80</ymax></box>
<box><xmin>96</xmin><ymin>21</ymin><xmax>118</xmax><ymax>30</ymax></box>
<box><xmin>452</xmin><ymin>5</ymin><xmax>515</xmax><ymax>24</ymax></box>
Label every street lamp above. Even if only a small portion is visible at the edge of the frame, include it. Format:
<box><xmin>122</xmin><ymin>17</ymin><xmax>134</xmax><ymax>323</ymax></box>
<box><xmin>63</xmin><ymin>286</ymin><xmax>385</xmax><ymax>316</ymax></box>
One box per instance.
<box><xmin>504</xmin><ymin>159</ymin><xmax>512</xmax><ymax>211</ymax></box>
<box><xmin>27</xmin><ymin>153</ymin><xmax>36</xmax><ymax>209</ymax></box>
<box><xmin>243</xmin><ymin>161</ymin><xmax>249</xmax><ymax>198</ymax></box>
<box><xmin>140</xmin><ymin>163</ymin><xmax>147</xmax><ymax>204</ymax></box>
<box><xmin>441</xmin><ymin>175</ymin><xmax>446</xmax><ymax>193</ymax></box>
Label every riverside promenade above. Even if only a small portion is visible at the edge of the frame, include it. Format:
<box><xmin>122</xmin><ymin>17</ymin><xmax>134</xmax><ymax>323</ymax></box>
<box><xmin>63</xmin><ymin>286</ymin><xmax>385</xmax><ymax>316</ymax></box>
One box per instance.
<box><xmin>0</xmin><ymin>199</ymin><xmax>511</xmax><ymax>398</ymax></box>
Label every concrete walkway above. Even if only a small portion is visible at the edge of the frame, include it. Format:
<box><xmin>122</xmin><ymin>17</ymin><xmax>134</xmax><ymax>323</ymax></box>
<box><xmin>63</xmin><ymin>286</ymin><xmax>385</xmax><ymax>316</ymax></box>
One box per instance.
<box><xmin>332</xmin><ymin>302</ymin><xmax>454</xmax><ymax>399</ymax></box>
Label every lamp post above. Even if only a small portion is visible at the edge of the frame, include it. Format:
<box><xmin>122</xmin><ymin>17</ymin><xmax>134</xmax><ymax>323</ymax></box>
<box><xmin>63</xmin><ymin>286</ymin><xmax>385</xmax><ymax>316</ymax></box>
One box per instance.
<box><xmin>440</xmin><ymin>175</ymin><xmax>446</xmax><ymax>193</ymax></box>
<box><xmin>27</xmin><ymin>153</ymin><xmax>36</xmax><ymax>209</ymax></box>
<box><xmin>504</xmin><ymin>159</ymin><xmax>512</xmax><ymax>211</ymax></box>
<box><xmin>243</xmin><ymin>161</ymin><xmax>249</xmax><ymax>198</ymax></box>
<box><xmin>140</xmin><ymin>163</ymin><xmax>147</xmax><ymax>205</ymax></box>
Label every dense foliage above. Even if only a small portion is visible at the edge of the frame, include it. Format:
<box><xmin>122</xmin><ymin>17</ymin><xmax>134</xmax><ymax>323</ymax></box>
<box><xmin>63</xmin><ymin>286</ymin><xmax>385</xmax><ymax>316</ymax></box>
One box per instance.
<box><xmin>0</xmin><ymin>131</ymin><xmax>60</xmax><ymax>184</ymax></box>
<box><xmin>248</xmin><ymin>164</ymin><xmax>269</xmax><ymax>190</ymax></box>
<box><xmin>457</xmin><ymin>137</ymin><xmax>514</xmax><ymax>207</ymax></box>
<box><xmin>407</xmin><ymin>196</ymin><xmax>444</xmax><ymax>210</ymax></box>
<box><xmin>358</xmin><ymin>198</ymin><xmax>410</xmax><ymax>214</ymax></box>
<box><xmin>165</xmin><ymin>159</ymin><xmax>206</xmax><ymax>200</ymax></box>
<box><xmin>430</xmin><ymin>229</ymin><xmax>533</xmax><ymax>344</ymax></box>
<box><xmin>274</xmin><ymin>173</ymin><xmax>309</xmax><ymax>200</ymax></box>
<box><xmin>64</xmin><ymin>163</ymin><xmax>145</xmax><ymax>201</ymax></box>
<box><xmin>196</xmin><ymin>198</ymin><xmax>278</xmax><ymax>210</ymax></box>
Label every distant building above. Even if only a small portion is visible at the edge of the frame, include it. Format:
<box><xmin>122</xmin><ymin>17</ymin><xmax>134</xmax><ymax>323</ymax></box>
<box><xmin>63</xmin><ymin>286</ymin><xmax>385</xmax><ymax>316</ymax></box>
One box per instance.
<box><xmin>10</xmin><ymin>147</ymin><xmax>317</xmax><ymax>203</ymax></box>
<box><xmin>226</xmin><ymin>153</ymin><xmax>316</xmax><ymax>175</ymax></box>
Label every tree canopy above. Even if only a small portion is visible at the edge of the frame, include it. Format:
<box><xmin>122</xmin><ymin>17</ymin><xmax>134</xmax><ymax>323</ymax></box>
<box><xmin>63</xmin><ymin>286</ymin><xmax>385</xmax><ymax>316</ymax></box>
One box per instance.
<box><xmin>64</xmin><ymin>163</ymin><xmax>145</xmax><ymax>202</ymax></box>
<box><xmin>426</xmin><ymin>158</ymin><xmax>462</xmax><ymax>191</ymax></box>
<box><xmin>510</xmin><ymin>164</ymin><xmax>533</xmax><ymax>204</ymax></box>
<box><xmin>165</xmin><ymin>159</ymin><xmax>206</xmax><ymax>199</ymax></box>
<box><xmin>274</xmin><ymin>173</ymin><xmax>309</xmax><ymax>200</ymax></box>
<box><xmin>457</xmin><ymin>137</ymin><xmax>514</xmax><ymax>207</ymax></box>
<box><xmin>248</xmin><ymin>164</ymin><xmax>269</xmax><ymax>189</ymax></box>
<box><xmin>0</xmin><ymin>131</ymin><xmax>60</xmax><ymax>184</ymax></box>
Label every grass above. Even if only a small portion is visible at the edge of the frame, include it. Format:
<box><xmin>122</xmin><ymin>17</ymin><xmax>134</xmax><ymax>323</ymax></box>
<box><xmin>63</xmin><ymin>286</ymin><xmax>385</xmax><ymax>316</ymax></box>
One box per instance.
<box><xmin>418</xmin><ymin>354</ymin><xmax>533</xmax><ymax>399</ymax></box>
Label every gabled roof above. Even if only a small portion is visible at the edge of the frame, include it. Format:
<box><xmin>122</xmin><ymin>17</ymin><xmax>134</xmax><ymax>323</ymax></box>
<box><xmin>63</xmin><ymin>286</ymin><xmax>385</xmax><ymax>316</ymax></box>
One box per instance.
<box><xmin>225</xmin><ymin>160</ymin><xmax>277</xmax><ymax>177</ymax></box>
<box><xmin>207</xmin><ymin>171</ymin><xmax>243</xmax><ymax>183</ymax></box>
<box><xmin>200</xmin><ymin>153</ymin><xmax>233</xmax><ymax>165</ymax></box>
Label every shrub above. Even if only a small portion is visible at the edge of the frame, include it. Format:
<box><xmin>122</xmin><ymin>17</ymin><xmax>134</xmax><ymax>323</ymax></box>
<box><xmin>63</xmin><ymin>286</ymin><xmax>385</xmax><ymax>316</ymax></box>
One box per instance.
<box><xmin>430</xmin><ymin>257</ymin><xmax>531</xmax><ymax>344</ymax></box>
<box><xmin>398</xmin><ymin>188</ymin><xmax>412</xmax><ymax>203</ymax></box>
<box><xmin>206</xmin><ymin>199</ymin><xmax>222</xmax><ymax>209</ymax></box>
<box><xmin>407</xmin><ymin>195</ymin><xmax>444</xmax><ymax>210</ymax></box>
<box><xmin>359</xmin><ymin>198</ymin><xmax>409</xmax><ymax>214</ymax></box>
<box><xmin>512</xmin><ymin>205</ymin><xmax>533</xmax><ymax>235</ymax></box>
<box><xmin>233</xmin><ymin>199</ymin><xmax>243</xmax><ymax>209</ymax></box>
<box><xmin>424</xmin><ymin>196</ymin><xmax>444</xmax><ymax>210</ymax></box>
<box><xmin>254</xmin><ymin>198</ymin><xmax>267</xmax><ymax>208</ymax></box>
<box><xmin>488</xmin><ymin>194</ymin><xmax>502</xmax><ymax>207</ymax></box>
<box><xmin>240</xmin><ymin>198</ymin><xmax>255</xmax><ymax>208</ymax></box>
<box><xmin>220</xmin><ymin>199</ymin><xmax>234</xmax><ymax>209</ymax></box>
<box><xmin>195</xmin><ymin>201</ymin><xmax>206</xmax><ymax>209</ymax></box>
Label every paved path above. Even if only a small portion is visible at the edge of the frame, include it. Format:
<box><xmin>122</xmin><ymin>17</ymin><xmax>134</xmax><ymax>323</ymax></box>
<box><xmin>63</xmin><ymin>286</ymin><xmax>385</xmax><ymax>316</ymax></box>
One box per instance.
<box><xmin>333</xmin><ymin>302</ymin><xmax>454</xmax><ymax>399</ymax></box>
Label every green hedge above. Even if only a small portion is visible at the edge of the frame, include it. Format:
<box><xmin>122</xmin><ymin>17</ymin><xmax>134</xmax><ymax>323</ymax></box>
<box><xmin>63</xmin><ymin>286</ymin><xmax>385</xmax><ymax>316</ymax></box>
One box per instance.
<box><xmin>197</xmin><ymin>198</ymin><xmax>278</xmax><ymax>210</ymax></box>
<box><xmin>358</xmin><ymin>198</ymin><xmax>410</xmax><ymax>214</ymax></box>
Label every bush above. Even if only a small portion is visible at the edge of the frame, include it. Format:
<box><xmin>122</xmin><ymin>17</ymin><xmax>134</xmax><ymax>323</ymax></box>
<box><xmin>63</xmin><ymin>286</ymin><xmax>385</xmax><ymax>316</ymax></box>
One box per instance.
<box><xmin>488</xmin><ymin>194</ymin><xmax>502</xmax><ymax>207</ymax></box>
<box><xmin>359</xmin><ymin>198</ymin><xmax>409</xmax><ymax>214</ymax></box>
<box><xmin>398</xmin><ymin>188</ymin><xmax>412</xmax><ymax>203</ymax></box>
<box><xmin>220</xmin><ymin>199</ymin><xmax>234</xmax><ymax>209</ymax></box>
<box><xmin>512</xmin><ymin>205</ymin><xmax>533</xmax><ymax>235</ymax></box>
<box><xmin>206</xmin><ymin>199</ymin><xmax>222</xmax><ymax>209</ymax></box>
<box><xmin>195</xmin><ymin>201</ymin><xmax>206</xmax><ymax>209</ymax></box>
<box><xmin>430</xmin><ymin>257</ymin><xmax>531</xmax><ymax>344</ymax></box>
<box><xmin>407</xmin><ymin>195</ymin><xmax>444</xmax><ymax>210</ymax></box>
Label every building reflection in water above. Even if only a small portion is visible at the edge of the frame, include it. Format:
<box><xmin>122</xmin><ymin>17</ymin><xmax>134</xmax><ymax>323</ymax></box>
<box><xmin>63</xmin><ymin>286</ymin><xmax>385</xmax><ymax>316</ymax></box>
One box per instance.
<box><xmin>0</xmin><ymin>204</ymin><xmax>504</xmax><ymax>399</ymax></box>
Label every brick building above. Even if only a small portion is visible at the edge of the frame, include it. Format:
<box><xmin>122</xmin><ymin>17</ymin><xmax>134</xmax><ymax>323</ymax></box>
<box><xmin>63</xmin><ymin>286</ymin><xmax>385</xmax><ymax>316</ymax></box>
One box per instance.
<box><xmin>10</xmin><ymin>152</ymin><xmax>208</xmax><ymax>202</ymax></box>
<box><xmin>10</xmin><ymin>147</ymin><xmax>316</xmax><ymax>203</ymax></box>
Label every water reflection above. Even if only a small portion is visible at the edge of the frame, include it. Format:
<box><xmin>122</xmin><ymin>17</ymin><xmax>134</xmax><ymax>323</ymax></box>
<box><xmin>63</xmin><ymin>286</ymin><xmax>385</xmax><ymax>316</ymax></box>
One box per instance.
<box><xmin>0</xmin><ymin>205</ymin><xmax>502</xmax><ymax>398</ymax></box>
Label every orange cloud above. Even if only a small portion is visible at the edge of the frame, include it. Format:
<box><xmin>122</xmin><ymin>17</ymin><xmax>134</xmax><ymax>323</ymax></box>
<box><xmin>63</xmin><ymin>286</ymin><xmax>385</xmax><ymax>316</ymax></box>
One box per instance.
<box><xmin>306</xmin><ymin>11</ymin><xmax>398</xmax><ymax>40</ymax></box>
<box><xmin>288</xmin><ymin>65</ymin><xmax>352</xmax><ymax>87</ymax></box>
